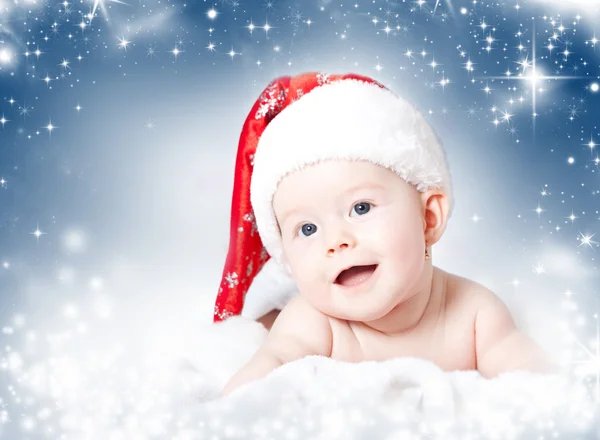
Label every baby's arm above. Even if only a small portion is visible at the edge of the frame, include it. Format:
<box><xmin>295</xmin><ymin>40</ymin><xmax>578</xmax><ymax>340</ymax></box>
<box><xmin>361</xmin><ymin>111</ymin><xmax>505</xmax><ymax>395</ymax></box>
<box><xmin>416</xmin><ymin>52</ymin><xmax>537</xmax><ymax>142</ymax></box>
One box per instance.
<box><xmin>221</xmin><ymin>295</ymin><xmax>332</xmax><ymax>396</ymax></box>
<box><xmin>475</xmin><ymin>293</ymin><xmax>556</xmax><ymax>379</ymax></box>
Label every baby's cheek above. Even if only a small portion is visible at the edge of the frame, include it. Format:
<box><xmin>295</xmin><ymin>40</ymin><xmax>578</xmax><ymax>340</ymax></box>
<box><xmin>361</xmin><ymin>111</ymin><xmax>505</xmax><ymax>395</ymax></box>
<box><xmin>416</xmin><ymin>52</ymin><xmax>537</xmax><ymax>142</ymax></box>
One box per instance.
<box><xmin>378</xmin><ymin>217</ymin><xmax>424</xmax><ymax>263</ymax></box>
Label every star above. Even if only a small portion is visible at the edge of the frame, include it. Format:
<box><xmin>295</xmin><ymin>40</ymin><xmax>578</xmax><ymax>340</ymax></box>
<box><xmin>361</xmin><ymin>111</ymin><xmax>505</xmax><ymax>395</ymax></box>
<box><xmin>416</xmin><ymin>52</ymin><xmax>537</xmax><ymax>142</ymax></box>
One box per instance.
<box><xmin>30</xmin><ymin>225</ymin><xmax>47</xmax><ymax>242</ymax></box>
<box><xmin>578</xmin><ymin>232</ymin><xmax>597</xmax><ymax>249</ymax></box>
<box><xmin>207</xmin><ymin>8</ymin><xmax>218</xmax><ymax>20</ymax></box>
<box><xmin>117</xmin><ymin>36</ymin><xmax>131</xmax><ymax>50</ymax></box>
<box><xmin>44</xmin><ymin>119</ymin><xmax>56</xmax><ymax>135</ymax></box>
<box><xmin>535</xmin><ymin>204</ymin><xmax>544</xmax><ymax>217</ymax></box>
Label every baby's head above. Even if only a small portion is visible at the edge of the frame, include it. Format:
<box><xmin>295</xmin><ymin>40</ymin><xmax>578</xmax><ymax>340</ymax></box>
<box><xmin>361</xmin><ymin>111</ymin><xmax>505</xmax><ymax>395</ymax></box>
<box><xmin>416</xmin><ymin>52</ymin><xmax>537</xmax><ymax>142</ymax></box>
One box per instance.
<box><xmin>272</xmin><ymin>159</ymin><xmax>449</xmax><ymax>321</ymax></box>
<box><xmin>214</xmin><ymin>72</ymin><xmax>453</xmax><ymax>322</ymax></box>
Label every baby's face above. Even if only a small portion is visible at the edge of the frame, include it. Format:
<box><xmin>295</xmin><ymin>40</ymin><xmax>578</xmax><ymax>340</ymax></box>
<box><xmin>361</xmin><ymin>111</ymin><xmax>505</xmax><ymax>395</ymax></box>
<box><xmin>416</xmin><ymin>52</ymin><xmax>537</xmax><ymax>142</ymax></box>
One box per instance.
<box><xmin>273</xmin><ymin>160</ymin><xmax>429</xmax><ymax>322</ymax></box>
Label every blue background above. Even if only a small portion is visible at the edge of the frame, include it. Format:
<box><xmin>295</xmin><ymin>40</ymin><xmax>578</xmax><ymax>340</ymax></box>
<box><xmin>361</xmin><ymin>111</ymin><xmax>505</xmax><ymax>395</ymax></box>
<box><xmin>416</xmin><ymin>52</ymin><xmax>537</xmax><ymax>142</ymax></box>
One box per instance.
<box><xmin>0</xmin><ymin>0</ymin><xmax>599</xmax><ymax>436</ymax></box>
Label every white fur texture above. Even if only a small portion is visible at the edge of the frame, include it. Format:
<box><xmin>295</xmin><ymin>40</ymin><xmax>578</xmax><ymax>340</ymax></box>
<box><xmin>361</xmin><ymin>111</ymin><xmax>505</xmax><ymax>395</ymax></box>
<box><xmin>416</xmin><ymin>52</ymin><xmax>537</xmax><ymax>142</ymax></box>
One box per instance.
<box><xmin>180</xmin><ymin>316</ymin><xmax>599</xmax><ymax>439</ymax></box>
<box><xmin>250</xmin><ymin>78</ymin><xmax>453</xmax><ymax>264</ymax></box>
<box><xmin>241</xmin><ymin>257</ymin><xmax>298</xmax><ymax>319</ymax></box>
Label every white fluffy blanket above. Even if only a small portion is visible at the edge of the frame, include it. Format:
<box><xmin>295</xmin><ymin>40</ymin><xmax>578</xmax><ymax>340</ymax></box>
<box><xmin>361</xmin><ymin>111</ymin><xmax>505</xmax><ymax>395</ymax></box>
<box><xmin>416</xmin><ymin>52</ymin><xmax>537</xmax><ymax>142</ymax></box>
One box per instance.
<box><xmin>6</xmin><ymin>313</ymin><xmax>599</xmax><ymax>439</ymax></box>
<box><xmin>179</xmin><ymin>316</ymin><xmax>599</xmax><ymax>440</ymax></box>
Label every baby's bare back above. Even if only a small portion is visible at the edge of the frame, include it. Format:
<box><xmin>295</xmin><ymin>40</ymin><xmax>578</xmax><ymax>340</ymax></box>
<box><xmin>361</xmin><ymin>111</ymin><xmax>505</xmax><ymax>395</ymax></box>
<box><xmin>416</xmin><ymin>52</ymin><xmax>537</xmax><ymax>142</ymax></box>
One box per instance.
<box><xmin>327</xmin><ymin>268</ymin><xmax>481</xmax><ymax>372</ymax></box>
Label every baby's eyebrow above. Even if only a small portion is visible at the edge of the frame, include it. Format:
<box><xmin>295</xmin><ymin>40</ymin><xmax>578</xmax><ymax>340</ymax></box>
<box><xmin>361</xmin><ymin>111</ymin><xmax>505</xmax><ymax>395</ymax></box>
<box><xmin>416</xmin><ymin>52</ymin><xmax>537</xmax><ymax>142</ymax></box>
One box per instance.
<box><xmin>342</xmin><ymin>183</ymin><xmax>386</xmax><ymax>195</ymax></box>
<box><xmin>278</xmin><ymin>184</ymin><xmax>385</xmax><ymax>225</ymax></box>
<box><xmin>278</xmin><ymin>207</ymin><xmax>302</xmax><ymax>225</ymax></box>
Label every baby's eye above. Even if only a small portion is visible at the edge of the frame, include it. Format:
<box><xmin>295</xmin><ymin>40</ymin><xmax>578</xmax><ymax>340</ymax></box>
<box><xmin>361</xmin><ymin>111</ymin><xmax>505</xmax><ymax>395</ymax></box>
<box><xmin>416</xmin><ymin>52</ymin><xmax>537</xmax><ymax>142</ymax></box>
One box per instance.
<box><xmin>351</xmin><ymin>202</ymin><xmax>372</xmax><ymax>217</ymax></box>
<box><xmin>298</xmin><ymin>223</ymin><xmax>318</xmax><ymax>237</ymax></box>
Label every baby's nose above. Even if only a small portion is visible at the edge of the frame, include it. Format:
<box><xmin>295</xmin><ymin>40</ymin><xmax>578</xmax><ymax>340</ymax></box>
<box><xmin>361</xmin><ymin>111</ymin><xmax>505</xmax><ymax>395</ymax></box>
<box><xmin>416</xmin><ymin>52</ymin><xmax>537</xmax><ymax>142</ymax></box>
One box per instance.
<box><xmin>327</xmin><ymin>237</ymin><xmax>356</xmax><ymax>256</ymax></box>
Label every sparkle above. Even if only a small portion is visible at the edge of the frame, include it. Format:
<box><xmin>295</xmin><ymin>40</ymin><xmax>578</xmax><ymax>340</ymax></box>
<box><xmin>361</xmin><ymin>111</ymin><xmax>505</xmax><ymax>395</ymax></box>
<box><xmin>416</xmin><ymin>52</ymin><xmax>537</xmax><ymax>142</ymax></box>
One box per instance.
<box><xmin>578</xmin><ymin>232</ymin><xmax>597</xmax><ymax>249</ymax></box>
<box><xmin>587</xmin><ymin>136</ymin><xmax>596</xmax><ymax>152</ymax></box>
<box><xmin>535</xmin><ymin>204</ymin><xmax>544</xmax><ymax>217</ymax></box>
<box><xmin>30</xmin><ymin>225</ymin><xmax>47</xmax><ymax>241</ymax></box>
<box><xmin>569</xmin><ymin>306</ymin><xmax>600</xmax><ymax>403</ymax></box>
<box><xmin>484</xmin><ymin>33</ymin><xmax>588</xmax><ymax>126</ymax></box>
<box><xmin>0</xmin><ymin>115</ymin><xmax>8</xmax><ymax>128</ymax></box>
<box><xmin>207</xmin><ymin>8</ymin><xmax>218</xmax><ymax>20</ymax></box>
<box><xmin>89</xmin><ymin>0</ymin><xmax>127</xmax><ymax>24</ymax></box>
<box><xmin>568</xmin><ymin>211</ymin><xmax>578</xmax><ymax>223</ymax></box>
<box><xmin>19</xmin><ymin>105</ymin><xmax>31</xmax><ymax>118</ymax></box>
<box><xmin>533</xmin><ymin>262</ymin><xmax>545</xmax><ymax>275</ymax></box>
<box><xmin>464</xmin><ymin>59</ymin><xmax>474</xmax><ymax>72</ymax></box>
<box><xmin>501</xmin><ymin>109</ymin><xmax>513</xmax><ymax>122</ymax></box>
<box><xmin>118</xmin><ymin>36</ymin><xmax>131</xmax><ymax>50</ymax></box>
<box><xmin>146</xmin><ymin>46</ymin><xmax>157</xmax><ymax>58</ymax></box>
<box><xmin>44</xmin><ymin>119</ymin><xmax>56</xmax><ymax>134</ymax></box>
<box><xmin>0</xmin><ymin>48</ymin><xmax>13</xmax><ymax>64</ymax></box>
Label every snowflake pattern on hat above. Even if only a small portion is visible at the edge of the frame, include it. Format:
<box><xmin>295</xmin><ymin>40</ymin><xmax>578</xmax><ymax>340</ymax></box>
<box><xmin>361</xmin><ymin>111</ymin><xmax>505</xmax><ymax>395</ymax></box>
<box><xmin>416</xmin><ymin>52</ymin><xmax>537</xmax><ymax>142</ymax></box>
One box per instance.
<box><xmin>255</xmin><ymin>81</ymin><xmax>287</xmax><ymax>120</ymax></box>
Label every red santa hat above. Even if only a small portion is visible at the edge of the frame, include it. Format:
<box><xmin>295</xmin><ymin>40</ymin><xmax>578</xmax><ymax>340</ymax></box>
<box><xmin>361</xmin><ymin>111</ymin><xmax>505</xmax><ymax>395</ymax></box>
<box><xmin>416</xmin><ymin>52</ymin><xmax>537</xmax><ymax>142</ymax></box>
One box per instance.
<box><xmin>213</xmin><ymin>72</ymin><xmax>453</xmax><ymax>322</ymax></box>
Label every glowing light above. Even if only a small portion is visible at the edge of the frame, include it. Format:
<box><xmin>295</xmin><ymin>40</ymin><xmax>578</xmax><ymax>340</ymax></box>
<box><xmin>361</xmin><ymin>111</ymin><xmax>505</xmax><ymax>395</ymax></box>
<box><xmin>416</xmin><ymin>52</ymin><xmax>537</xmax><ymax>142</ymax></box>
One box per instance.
<box><xmin>591</xmin><ymin>83</ymin><xmax>599</xmax><ymax>93</ymax></box>
<box><xmin>89</xmin><ymin>0</ymin><xmax>128</xmax><ymax>24</ymax></box>
<box><xmin>578</xmin><ymin>232</ymin><xmax>597</xmax><ymax>249</ymax></box>
<box><xmin>30</xmin><ymin>225</ymin><xmax>47</xmax><ymax>241</ymax></box>
<box><xmin>207</xmin><ymin>8</ymin><xmax>217</xmax><ymax>19</ymax></box>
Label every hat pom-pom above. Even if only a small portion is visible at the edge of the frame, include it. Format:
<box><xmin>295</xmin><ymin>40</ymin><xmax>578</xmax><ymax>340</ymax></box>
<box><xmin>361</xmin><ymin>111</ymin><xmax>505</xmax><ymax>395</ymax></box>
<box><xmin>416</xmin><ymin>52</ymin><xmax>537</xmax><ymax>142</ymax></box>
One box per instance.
<box><xmin>241</xmin><ymin>258</ymin><xmax>299</xmax><ymax>319</ymax></box>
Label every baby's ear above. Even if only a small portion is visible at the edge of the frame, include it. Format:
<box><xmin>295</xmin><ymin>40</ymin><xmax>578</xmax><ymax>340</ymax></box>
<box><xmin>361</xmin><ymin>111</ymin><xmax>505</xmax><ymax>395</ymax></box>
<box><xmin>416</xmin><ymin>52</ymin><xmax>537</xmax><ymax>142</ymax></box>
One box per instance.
<box><xmin>420</xmin><ymin>188</ymin><xmax>449</xmax><ymax>246</ymax></box>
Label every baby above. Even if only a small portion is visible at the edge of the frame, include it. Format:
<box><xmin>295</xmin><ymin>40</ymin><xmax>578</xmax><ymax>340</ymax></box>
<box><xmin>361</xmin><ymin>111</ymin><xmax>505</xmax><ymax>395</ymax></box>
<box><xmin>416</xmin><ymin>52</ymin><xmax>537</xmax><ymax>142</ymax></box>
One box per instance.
<box><xmin>213</xmin><ymin>72</ymin><xmax>553</xmax><ymax>396</ymax></box>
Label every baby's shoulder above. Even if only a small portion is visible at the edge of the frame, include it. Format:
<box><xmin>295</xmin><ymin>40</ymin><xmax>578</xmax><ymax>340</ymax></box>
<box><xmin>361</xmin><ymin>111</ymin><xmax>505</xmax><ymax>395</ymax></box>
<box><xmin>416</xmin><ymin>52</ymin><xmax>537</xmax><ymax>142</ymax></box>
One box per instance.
<box><xmin>441</xmin><ymin>268</ymin><xmax>503</xmax><ymax>312</ymax></box>
<box><xmin>266</xmin><ymin>295</ymin><xmax>333</xmax><ymax>358</ymax></box>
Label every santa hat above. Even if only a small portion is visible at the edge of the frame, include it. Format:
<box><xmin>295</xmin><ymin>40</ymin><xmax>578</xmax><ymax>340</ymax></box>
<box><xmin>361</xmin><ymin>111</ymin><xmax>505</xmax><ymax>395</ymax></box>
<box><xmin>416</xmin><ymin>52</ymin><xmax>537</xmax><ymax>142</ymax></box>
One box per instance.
<box><xmin>214</xmin><ymin>72</ymin><xmax>453</xmax><ymax>322</ymax></box>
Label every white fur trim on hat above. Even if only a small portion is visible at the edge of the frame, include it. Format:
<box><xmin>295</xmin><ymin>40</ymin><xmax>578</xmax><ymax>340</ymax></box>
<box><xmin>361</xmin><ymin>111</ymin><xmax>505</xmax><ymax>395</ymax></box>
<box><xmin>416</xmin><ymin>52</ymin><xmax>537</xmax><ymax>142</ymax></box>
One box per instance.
<box><xmin>250</xmin><ymin>78</ymin><xmax>453</xmax><ymax>265</ymax></box>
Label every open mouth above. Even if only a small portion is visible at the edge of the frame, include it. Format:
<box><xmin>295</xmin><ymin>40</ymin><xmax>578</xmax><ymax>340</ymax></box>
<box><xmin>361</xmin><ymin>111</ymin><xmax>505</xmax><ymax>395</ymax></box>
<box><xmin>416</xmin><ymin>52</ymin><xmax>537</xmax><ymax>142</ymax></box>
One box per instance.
<box><xmin>334</xmin><ymin>264</ymin><xmax>379</xmax><ymax>287</ymax></box>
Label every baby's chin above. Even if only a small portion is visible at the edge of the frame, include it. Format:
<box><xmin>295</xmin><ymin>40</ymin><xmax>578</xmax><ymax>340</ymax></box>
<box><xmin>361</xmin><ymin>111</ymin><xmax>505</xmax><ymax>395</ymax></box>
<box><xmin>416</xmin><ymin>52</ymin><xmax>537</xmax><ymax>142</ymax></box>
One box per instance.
<box><xmin>307</xmin><ymin>293</ymin><xmax>401</xmax><ymax>322</ymax></box>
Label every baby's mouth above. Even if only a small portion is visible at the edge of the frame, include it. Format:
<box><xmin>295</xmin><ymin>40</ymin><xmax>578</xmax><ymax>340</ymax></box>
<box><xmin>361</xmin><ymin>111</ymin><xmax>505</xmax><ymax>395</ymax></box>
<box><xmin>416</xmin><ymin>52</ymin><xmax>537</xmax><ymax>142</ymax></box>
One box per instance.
<box><xmin>334</xmin><ymin>264</ymin><xmax>379</xmax><ymax>287</ymax></box>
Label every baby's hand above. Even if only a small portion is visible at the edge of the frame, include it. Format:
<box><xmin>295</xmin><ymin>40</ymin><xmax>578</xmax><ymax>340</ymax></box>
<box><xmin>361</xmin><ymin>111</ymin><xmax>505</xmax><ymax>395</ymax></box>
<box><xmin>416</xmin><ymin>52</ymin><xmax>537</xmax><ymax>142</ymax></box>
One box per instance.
<box><xmin>221</xmin><ymin>295</ymin><xmax>332</xmax><ymax>396</ymax></box>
